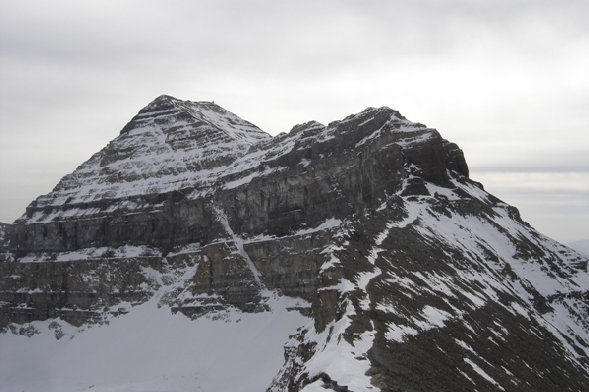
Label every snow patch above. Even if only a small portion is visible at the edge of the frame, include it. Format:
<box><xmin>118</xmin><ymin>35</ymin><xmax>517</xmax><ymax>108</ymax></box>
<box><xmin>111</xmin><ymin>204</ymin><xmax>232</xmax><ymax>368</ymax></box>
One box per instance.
<box><xmin>464</xmin><ymin>358</ymin><xmax>505</xmax><ymax>391</ymax></box>
<box><xmin>302</xmin><ymin>302</ymin><xmax>378</xmax><ymax>392</ymax></box>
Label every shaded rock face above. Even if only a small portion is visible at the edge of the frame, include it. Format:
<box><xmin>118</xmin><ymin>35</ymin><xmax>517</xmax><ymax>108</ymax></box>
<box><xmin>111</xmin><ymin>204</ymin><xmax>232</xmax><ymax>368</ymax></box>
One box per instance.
<box><xmin>1</xmin><ymin>96</ymin><xmax>588</xmax><ymax>391</ymax></box>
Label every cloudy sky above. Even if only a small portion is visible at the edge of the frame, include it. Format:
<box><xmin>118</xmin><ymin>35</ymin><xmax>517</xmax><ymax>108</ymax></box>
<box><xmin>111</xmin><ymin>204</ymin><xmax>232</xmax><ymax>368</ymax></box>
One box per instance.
<box><xmin>1</xmin><ymin>0</ymin><xmax>588</xmax><ymax>243</ymax></box>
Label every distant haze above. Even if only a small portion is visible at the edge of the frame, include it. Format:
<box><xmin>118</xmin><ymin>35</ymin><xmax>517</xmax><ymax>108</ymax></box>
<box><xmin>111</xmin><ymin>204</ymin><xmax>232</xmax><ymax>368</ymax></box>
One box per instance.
<box><xmin>567</xmin><ymin>240</ymin><xmax>589</xmax><ymax>258</ymax></box>
<box><xmin>1</xmin><ymin>0</ymin><xmax>587</xmax><ymax>243</ymax></box>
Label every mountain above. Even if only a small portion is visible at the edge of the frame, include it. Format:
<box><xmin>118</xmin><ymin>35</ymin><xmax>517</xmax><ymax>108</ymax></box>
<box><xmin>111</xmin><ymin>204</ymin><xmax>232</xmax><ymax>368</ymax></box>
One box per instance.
<box><xmin>1</xmin><ymin>95</ymin><xmax>588</xmax><ymax>392</ymax></box>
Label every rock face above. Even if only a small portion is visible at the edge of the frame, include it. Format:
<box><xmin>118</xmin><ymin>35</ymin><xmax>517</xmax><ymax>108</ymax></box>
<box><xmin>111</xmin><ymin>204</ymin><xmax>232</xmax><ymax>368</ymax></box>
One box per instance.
<box><xmin>1</xmin><ymin>95</ymin><xmax>588</xmax><ymax>391</ymax></box>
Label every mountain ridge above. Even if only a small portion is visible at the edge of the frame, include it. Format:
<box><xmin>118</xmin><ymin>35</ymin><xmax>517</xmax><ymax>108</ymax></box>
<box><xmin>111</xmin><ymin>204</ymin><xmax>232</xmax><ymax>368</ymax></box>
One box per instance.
<box><xmin>1</xmin><ymin>96</ymin><xmax>588</xmax><ymax>392</ymax></box>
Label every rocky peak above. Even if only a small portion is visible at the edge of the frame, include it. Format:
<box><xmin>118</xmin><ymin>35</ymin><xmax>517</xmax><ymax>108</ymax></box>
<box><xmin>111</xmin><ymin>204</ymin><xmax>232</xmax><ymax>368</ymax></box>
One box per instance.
<box><xmin>120</xmin><ymin>94</ymin><xmax>270</xmax><ymax>143</ymax></box>
<box><xmin>17</xmin><ymin>96</ymin><xmax>275</xmax><ymax>223</ymax></box>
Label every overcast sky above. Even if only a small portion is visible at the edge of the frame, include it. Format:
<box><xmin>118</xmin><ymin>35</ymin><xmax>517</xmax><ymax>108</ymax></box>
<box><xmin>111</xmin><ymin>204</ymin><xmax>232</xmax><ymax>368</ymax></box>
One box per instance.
<box><xmin>1</xmin><ymin>0</ymin><xmax>588</xmax><ymax>243</ymax></box>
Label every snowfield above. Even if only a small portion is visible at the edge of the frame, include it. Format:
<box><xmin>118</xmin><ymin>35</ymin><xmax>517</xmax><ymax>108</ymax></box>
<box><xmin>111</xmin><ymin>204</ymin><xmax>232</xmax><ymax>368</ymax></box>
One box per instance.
<box><xmin>0</xmin><ymin>295</ymin><xmax>310</xmax><ymax>392</ymax></box>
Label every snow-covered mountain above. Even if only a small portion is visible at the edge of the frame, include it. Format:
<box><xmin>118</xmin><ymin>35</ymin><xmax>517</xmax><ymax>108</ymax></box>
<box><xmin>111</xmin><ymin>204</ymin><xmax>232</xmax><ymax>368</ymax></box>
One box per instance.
<box><xmin>1</xmin><ymin>95</ymin><xmax>588</xmax><ymax>391</ymax></box>
<box><xmin>20</xmin><ymin>95</ymin><xmax>270</xmax><ymax>223</ymax></box>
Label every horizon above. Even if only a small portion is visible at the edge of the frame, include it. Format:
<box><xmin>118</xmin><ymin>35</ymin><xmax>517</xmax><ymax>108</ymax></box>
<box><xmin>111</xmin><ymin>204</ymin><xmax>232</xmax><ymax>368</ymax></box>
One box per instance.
<box><xmin>1</xmin><ymin>1</ymin><xmax>588</xmax><ymax>243</ymax></box>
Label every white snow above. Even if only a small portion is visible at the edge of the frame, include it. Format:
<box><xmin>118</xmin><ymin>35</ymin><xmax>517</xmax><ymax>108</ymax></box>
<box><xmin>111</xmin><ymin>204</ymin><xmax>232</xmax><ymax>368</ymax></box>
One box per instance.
<box><xmin>302</xmin><ymin>302</ymin><xmax>379</xmax><ymax>392</ymax></box>
<box><xmin>222</xmin><ymin>166</ymin><xmax>278</xmax><ymax>190</ymax></box>
<box><xmin>464</xmin><ymin>358</ymin><xmax>505</xmax><ymax>391</ymax></box>
<box><xmin>300</xmin><ymin>379</ymin><xmax>332</xmax><ymax>391</ymax></box>
<box><xmin>0</xmin><ymin>295</ymin><xmax>310</xmax><ymax>392</ymax></box>
<box><xmin>386</xmin><ymin>323</ymin><xmax>419</xmax><ymax>342</ymax></box>
<box><xmin>424</xmin><ymin>182</ymin><xmax>460</xmax><ymax>200</ymax></box>
<box><xmin>319</xmin><ymin>249</ymin><xmax>342</xmax><ymax>273</ymax></box>
<box><xmin>244</xmin><ymin>217</ymin><xmax>342</xmax><ymax>246</ymax></box>
<box><xmin>458</xmin><ymin>369</ymin><xmax>476</xmax><ymax>384</ymax></box>
<box><xmin>393</xmin><ymin>131</ymin><xmax>434</xmax><ymax>148</ymax></box>
<box><xmin>416</xmin><ymin>305</ymin><xmax>452</xmax><ymax>329</ymax></box>
<box><xmin>167</xmin><ymin>242</ymin><xmax>201</xmax><ymax>257</ymax></box>
<box><xmin>455</xmin><ymin>339</ymin><xmax>476</xmax><ymax>354</ymax></box>
<box><xmin>297</xmin><ymin>218</ymin><xmax>342</xmax><ymax>236</ymax></box>
<box><xmin>451</xmin><ymin>178</ymin><xmax>491</xmax><ymax>204</ymax></box>
<box><xmin>385</xmin><ymin>305</ymin><xmax>453</xmax><ymax>343</ymax></box>
<box><xmin>355</xmin><ymin>129</ymin><xmax>381</xmax><ymax>148</ymax></box>
<box><xmin>298</xmin><ymin>158</ymin><xmax>312</xmax><ymax>168</ymax></box>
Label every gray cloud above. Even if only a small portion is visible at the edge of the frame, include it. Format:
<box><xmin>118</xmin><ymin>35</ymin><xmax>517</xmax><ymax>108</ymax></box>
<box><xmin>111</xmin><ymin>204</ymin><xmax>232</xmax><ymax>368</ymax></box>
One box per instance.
<box><xmin>1</xmin><ymin>0</ymin><xmax>588</xmax><ymax>241</ymax></box>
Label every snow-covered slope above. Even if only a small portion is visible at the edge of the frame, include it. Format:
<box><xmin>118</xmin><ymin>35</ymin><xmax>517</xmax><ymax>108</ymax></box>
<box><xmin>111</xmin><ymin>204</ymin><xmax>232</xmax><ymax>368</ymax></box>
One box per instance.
<box><xmin>0</xmin><ymin>294</ymin><xmax>309</xmax><ymax>392</ymax></box>
<box><xmin>271</xmin><ymin>175</ymin><xmax>589</xmax><ymax>391</ymax></box>
<box><xmin>1</xmin><ymin>96</ymin><xmax>588</xmax><ymax>391</ymax></box>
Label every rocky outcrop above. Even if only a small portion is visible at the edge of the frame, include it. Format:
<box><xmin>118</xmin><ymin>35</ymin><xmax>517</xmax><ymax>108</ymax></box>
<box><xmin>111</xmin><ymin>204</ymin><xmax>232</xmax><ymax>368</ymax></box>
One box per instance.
<box><xmin>0</xmin><ymin>223</ymin><xmax>13</xmax><ymax>262</ymax></box>
<box><xmin>0</xmin><ymin>256</ymin><xmax>163</xmax><ymax>327</ymax></box>
<box><xmin>1</xmin><ymin>96</ymin><xmax>588</xmax><ymax>391</ymax></box>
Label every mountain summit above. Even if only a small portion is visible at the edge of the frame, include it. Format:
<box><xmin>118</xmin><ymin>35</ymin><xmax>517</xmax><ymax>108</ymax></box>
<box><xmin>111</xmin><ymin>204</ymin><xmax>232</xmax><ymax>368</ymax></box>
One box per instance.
<box><xmin>19</xmin><ymin>95</ymin><xmax>271</xmax><ymax>224</ymax></box>
<box><xmin>1</xmin><ymin>96</ymin><xmax>588</xmax><ymax>391</ymax></box>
